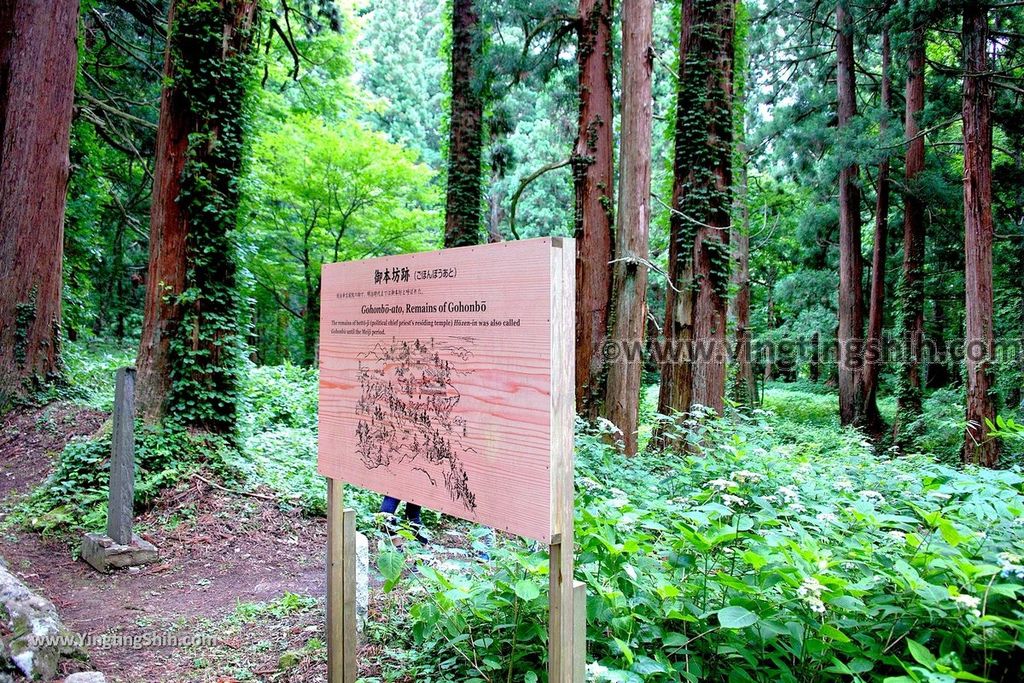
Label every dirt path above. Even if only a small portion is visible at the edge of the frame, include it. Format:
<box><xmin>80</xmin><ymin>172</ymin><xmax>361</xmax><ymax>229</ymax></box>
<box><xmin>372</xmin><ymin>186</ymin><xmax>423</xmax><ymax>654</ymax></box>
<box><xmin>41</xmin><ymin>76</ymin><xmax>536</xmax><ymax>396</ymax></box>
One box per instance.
<box><xmin>0</xmin><ymin>404</ymin><xmax>331</xmax><ymax>682</ymax></box>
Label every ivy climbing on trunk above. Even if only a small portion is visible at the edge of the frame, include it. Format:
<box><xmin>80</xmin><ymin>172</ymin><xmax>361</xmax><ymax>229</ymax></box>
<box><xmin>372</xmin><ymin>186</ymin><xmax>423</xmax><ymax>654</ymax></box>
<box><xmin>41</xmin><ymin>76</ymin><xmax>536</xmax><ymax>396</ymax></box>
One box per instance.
<box><xmin>136</xmin><ymin>0</ymin><xmax>260</xmax><ymax>431</ymax></box>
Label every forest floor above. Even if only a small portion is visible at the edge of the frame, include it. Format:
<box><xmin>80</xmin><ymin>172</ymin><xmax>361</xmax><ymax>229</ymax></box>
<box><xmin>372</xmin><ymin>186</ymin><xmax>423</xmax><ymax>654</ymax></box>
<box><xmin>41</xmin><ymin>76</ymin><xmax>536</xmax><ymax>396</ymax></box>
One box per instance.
<box><xmin>0</xmin><ymin>401</ymin><xmax>389</xmax><ymax>683</ymax></box>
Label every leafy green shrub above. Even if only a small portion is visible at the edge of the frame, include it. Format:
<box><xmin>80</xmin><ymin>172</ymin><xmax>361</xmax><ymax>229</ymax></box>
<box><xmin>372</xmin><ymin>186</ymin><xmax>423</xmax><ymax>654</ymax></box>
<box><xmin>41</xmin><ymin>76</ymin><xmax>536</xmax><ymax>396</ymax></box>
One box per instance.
<box><xmin>381</xmin><ymin>409</ymin><xmax>1024</xmax><ymax>682</ymax></box>
<box><xmin>238</xmin><ymin>362</ymin><xmax>319</xmax><ymax>434</ymax></box>
<box><xmin>13</xmin><ymin>423</ymin><xmax>232</xmax><ymax>536</ymax></box>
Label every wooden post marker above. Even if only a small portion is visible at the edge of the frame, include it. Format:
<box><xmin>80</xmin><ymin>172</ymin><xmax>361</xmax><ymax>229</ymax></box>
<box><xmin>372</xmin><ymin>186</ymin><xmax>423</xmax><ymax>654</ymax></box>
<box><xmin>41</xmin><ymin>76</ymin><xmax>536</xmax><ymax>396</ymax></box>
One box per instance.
<box><xmin>81</xmin><ymin>367</ymin><xmax>158</xmax><ymax>573</ymax></box>
<box><xmin>319</xmin><ymin>238</ymin><xmax>584</xmax><ymax>681</ymax></box>
<box><xmin>107</xmin><ymin>366</ymin><xmax>136</xmax><ymax>544</ymax></box>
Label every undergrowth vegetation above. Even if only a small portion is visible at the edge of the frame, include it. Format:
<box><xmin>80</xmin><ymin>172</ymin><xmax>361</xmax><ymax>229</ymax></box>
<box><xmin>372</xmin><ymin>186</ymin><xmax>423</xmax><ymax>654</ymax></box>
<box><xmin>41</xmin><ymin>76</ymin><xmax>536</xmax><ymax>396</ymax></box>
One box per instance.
<box><xmin>8</xmin><ymin>349</ymin><xmax>1024</xmax><ymax>681</ymax></box>
<box><xmin>374</xmin><ymin>411</ymin><xmax>1024</xmax><ymax>683</ymax></box>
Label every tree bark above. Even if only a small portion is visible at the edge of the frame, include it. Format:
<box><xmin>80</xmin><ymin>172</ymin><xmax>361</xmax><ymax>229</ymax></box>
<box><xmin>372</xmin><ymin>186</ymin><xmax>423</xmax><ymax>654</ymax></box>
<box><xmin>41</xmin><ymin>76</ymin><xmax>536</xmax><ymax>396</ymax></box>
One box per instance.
<box><xmin>135</xmin><ymin>0</ymin><xmax>260</xmax><ymax>428</ymax></box>
<box><xmin>604</xmin><ymin>0</ymin><xmax>653</xmax><ymax>456</ymax></box>
<box><xmin>687</xmin><ymin>0</ymin><xmax>734</xmax><ymax>415</ymax></box>
<box><xmin>729</xmin><ymin>153</ymin><xmax>754</xmax><ymax>405</ymax></box>
<box><xmin>0</xmin><ymin>0</ymin><xmax>79</xmax><ymax>405</ymax></box>
<box><xmin>835</xmin><ymin>0</ymin><xmax>865</xmax><ymax>427</ymax></box>
<box><xmin>444</xmin><ymin>0</ymin><xmax>484</xmax><ymax>248</ymax></box>
<box><xmin>657</xmin><ymin>0</ymin><xmax>735</xmax><ymax>435</ymax></box>
<box><xmin>962</xmin><ymin>3</ymin><xmax>998</xmax><ymax>467</ymax></box>
<box><xmin>573</xmin><ymin>0</ymin><xmax>614</xmax><ymax>418</ymax></box>
<box><xmin>894</xmin><ymin>23</ymin><xmax>926</xmax><ymax>447</ymax></box>
<box><xmin>862</xmin><ymin>26</ymin><xmax>891</xmax><ymax>436</ymax></box>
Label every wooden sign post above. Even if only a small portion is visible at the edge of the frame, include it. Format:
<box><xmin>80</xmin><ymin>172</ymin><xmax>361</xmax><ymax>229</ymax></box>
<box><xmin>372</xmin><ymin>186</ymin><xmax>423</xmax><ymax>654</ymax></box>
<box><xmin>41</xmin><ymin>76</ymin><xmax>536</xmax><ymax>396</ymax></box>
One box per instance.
<box><xmin>318</xmin><ymin>237</ymin><xmax>581</xmax><ymax>682</ymax></box>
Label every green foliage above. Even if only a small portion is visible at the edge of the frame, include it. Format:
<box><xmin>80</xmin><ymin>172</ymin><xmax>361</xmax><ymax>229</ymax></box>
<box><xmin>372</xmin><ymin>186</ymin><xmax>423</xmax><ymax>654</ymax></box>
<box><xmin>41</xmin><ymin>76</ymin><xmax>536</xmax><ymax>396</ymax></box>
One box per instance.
<box><xmin>376</xmin><ymin>409</ymin><xmax>1024</xmax><ymax>682</ymax></box>
<box><xmin>357</xmin><ymin>0</ymin><xmax>447</xmax><ymax>167</ymax></box>
<box><xmin>241</xmin><ymin>114</ymin><xmax>439</xmax><ymax>364</ymax></box>
<box><xmin>13</xmin><ymin>424</ymin><xmax>233</xmax><ymax>537</ymax></box>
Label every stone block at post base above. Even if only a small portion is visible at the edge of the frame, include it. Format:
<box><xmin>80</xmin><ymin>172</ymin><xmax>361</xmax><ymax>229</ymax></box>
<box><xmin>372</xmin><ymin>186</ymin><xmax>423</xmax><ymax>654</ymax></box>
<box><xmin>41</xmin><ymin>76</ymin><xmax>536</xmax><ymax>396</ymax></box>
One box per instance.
<box><xmin>80</xmin><ymin>532</ymin><xmax>158</xmax><ymax>573</ymax></box>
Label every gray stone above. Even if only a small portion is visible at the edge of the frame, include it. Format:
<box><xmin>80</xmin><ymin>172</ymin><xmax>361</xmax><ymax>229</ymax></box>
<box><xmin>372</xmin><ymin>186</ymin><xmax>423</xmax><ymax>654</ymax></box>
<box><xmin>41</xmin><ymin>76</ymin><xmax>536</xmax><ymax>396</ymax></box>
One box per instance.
<box><xmin>356</xmin><ymin>532</ymin><xmax>369</xmax><ymax>632</ymax></box>
<box><xmin>0</xmin><ymin>561</ymin><xmax>82</xmax><ymax>680</ymax></box>
<box><xmin>80</xmin><ymin>532</ymin><xmax>158</xmax><ymax>574</ymax></box>
<box><xmin>65</xmin><ymin>673</ymin><xmax>108</xmax><ymax>683</ymax></box>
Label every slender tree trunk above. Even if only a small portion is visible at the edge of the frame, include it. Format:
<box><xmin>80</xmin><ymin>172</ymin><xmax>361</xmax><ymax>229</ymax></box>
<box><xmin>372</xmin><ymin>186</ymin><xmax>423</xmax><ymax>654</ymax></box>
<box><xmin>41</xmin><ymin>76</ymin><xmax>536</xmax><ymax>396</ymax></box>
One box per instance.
<box><xmin>729</xmin><ymin>153</ymin><xmax>755</xmax><ymax>405</ymax></box>
<box><xmin>835</xmin><ymin>0</ymin><xmax>865</xmax><ymax>427</ymax></box>
<box><xmin>809</xmin><ymin>331</ymin><xmax>821</xmax><ymax>383</ymax></box>
<box><xmin>863</xmin><ymin>27</ymin><xmax>892</xmax><ymax>436</ymax></box>
<box><xmin>573</xmin><ymin>0</ymin><xmax>615</xmax><ymax>418</ymax></box>
<box><xmin>444</xmin><ymin>0</ymin><xmax>483</xmax><ymax>248</ymax></box>
<box><xmin>894</xmin><ymin>24</ymin><xmax>926</xmax><ymax>447</ymax></box>
<box><xmin>604</xmin><ymin>0</ymin><xmax>653</xmax><ymax>456</ymax></box>
<box><xmin>962</xmin><ymin>3</ymin><xmax>998</xmax><ymax>467</ymax></box>
<box><xmin>136</xmin><ymin>0</ymin><xmax>260</xmax><ymax>429</ymax></box>
<box><xmin>657</xmin><ymin>0</ymin><xmax>735</xmax><ymax>439</ymax></box>
<box><xmin>0</xmin><ymin>0</ymin><xmax>79</xmax><ymax>406</ymax></box>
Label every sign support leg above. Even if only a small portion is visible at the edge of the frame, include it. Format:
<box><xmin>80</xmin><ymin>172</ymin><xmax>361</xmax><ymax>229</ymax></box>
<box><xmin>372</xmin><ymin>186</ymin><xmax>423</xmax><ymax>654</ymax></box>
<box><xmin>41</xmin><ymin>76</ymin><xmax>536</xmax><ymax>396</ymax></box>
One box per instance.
<box><xmin>548</xmin><ymin>535</ymin><xmax>585</xmax><ymax>682</ymax></box>
<box><xmin>327</xmin><ymin>478</ymin><xmax>357</xmax><ymax>683</ymax></box>
<box><xmin>573</xmin><ymin>579</ymin><xmax>586</xmax><ymax>681</ymax></box>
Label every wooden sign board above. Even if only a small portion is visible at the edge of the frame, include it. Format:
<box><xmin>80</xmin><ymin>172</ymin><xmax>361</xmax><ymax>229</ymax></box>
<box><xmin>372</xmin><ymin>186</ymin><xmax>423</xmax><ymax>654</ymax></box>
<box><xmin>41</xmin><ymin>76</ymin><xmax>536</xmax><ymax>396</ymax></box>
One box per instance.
<box><xmin>318</xmin><ymin>237</ymin><xmax>574</xmax><ymax>543</ymax></box>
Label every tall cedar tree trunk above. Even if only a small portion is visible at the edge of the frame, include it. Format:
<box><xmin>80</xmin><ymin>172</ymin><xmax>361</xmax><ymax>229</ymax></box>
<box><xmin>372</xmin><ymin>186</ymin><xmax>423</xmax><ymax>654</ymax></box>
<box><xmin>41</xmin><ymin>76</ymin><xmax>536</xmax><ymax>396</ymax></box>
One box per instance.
<box><xmin>136</xmin><ymin>0</ymin><xmax>259</xmax><ymax>428</ymax></box>
<box><xmin>0</xmin><ymin>0</ymin><xmax>79</xmax><ymax>404</ymax></box>
<box><xmin>444</xmin><ymin>0</ymin><xmax>484</xmax><ymax>248</ymax></box>
<box><xmin>962</xmin><ymin>4</ymin><xmax>999</xmax><ymax>466</ymax></box>
<box><xmin>657</xmin><ymin>0</ymin><xmax>735</xmax><ymax>438</ymax></box>
<box><xmin>604</xmin><ymin>0</ymin><xmax>653</xmax><ymax>456</ymax></box>
<box><xmin>573</xmin><ymin>0</ymin><xmax>614</xmax><ymax>418</ymax></box>
<box><xmin>730</xmin><ymin>149</ymin><xmax>755</xmax><ymax>405</ymax></box>
<box><xmin>835</xmin><ymin>0</ymin><xmax>865</xmax><ymax>427</ymax></box>
<box><xmin>894</xmin><ymin>24</ymin><xmax>926</xmax><ymax>447</ymax></box>
<box><xmin>862</xmin><ymin>27</ymin><xmax>891</xmax><ymax>435</ymax></box>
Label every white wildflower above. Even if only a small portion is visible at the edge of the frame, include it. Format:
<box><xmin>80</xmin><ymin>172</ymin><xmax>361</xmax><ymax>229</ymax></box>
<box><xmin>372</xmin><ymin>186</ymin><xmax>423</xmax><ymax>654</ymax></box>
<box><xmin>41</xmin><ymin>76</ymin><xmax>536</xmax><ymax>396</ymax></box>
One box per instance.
<box><xmin>816</xmin><ymin>512</ymin><xmax>838</xmax><ymax>524</ymax></box>
<box><xmin>817</xmin><ymin>559</ymin><xmax>829</xmax><ymax>572</ymax></box>
<box><xmin>797</xmin><ymin>577</ymin><xmax>827</xmax><ymax>614</ymax></box>
<box><xmin>788</xmin><ymin>502</ymin><xmax>807</xmax><ymax>513</ymax></box>
<box><xmin>779</xmin><ymin>485</ymin><xmax>800</xmax><ymax>503</ymax></box>
<box><xmin>722</xmin><ymin>493</ymin><xmax>749</xmax><ymax>508</ymax></box>
<box><xmin>707</xmin><ymin>478</ymin><xmax>738</xmax><ymax>492</ymax></box>
<box><xmin>887</xmin><ymin>530</ymin><xmax>907</xmax><ymax>542</ymax></box>
<box><xmin>859</xmin><ymin>490</ymin><xmax>886</xmax><ymax>504</ymax></box>
<box><xmin>733</xmin><ymin>469</ymin><xmax>762</xmax><ymax>483</ymax></box>
<box><xmin>951</xmin><ymin>593</ymin><xmax>982</xmax><ymax>617</ymax></box>
<box><xmin>833</xmin><ymin>479</ymin><xmax>854</xmax><ymax>492</ymax></box>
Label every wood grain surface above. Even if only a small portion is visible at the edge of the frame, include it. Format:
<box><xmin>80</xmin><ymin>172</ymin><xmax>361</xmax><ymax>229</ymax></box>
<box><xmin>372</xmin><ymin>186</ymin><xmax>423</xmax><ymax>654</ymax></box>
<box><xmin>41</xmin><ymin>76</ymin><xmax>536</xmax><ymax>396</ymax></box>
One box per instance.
<box><xmin>318</xmin><ymin>237</ymin><xmax>574</xmax><ymax>542</ymax></box>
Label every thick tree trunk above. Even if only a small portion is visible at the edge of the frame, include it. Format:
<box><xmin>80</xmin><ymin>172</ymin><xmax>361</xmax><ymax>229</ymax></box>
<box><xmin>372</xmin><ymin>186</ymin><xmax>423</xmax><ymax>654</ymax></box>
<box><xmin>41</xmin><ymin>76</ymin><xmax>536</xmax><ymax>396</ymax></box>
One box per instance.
<box><xmin>962</xmin><ymin>3</ymin><xmax>998</xmax><ymax>467</ymax></box>
<box><xmin>0</xmin><ymin>0</ymin><xmax>79</xmax><ymax>405</ymax></box>
<box><xmin>894</xmin><ymin>25</ymin><xmax>926</xmax><ymax>447</ymax></box>
<box><xmin>863</xmin><ymin>27</ymin><xmax>891</xmax><ymax>436</ymax></box>
<box><xmin>835</xmin><ymin>0</ymin><xmax>864</xmax><ymax>427</ymax></box>
<box><xmin>687</xmin><ymin>0</ymin><xmax>734</xmax><ymax>415</ymax></box>
<box><xmin>604</xmin><ymin>0</ymin><xmax>653</xmax><ymax>456</ymax></box>
<box><xmin>657</xmin><ymin>0</ymin><xmax>735</xmax><ymax>438</ymax></box>
<box><xmin>573</xmin><ymin>0</ymin><xmax>614</xmax><ymax>418</ymax></box>
<box><xmin>136</xmin><ymin>0</ymin><xmax>259</xmax><ymax>429</ymax></box>
<box><xmin>444</xmin><ymin>0</ymin><xmax>483</xmax><ymax>248</ymax></box>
